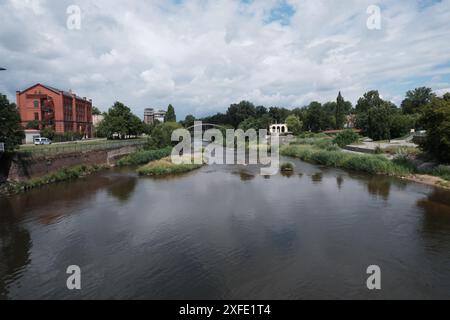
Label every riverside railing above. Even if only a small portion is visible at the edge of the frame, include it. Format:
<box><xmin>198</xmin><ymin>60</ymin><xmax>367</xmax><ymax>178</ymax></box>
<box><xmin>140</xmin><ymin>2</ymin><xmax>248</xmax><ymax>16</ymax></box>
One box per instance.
<box><xmin>17</xmin><ymin>139</ymin><xmax>148</xmax><ymax>158</ymax></box>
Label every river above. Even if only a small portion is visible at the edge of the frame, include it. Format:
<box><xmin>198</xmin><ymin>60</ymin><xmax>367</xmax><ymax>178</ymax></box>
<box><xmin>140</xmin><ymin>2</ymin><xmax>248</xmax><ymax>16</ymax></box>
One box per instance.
<box><xmin>1</xmin><ymin>158</ymin><xmax>450</xmax><ymax>299</ymax></box>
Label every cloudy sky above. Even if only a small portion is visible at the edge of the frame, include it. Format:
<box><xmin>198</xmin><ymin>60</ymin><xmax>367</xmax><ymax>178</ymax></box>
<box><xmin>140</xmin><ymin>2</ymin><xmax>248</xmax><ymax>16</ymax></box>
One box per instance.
<box><xmin>1</xmin><ymin>0</ymin><xmax>449</xmax><ymax>119</ymax></box>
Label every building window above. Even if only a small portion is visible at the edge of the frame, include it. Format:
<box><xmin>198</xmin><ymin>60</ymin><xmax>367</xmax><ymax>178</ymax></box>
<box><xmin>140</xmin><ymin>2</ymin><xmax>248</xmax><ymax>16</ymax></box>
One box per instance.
<box><xmin>34</xmin><ymin>100</ymin><xmax>39</xmax><ymax>108</ymax></box>
<box><xmin>34</xmin><ymin>112</ymin><xmax>39</xmax><ymax>120</ymax></box>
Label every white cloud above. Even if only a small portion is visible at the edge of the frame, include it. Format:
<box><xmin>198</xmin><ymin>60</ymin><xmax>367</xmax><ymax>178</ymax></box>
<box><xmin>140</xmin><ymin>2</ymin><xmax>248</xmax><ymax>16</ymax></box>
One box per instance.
<box><xmin>0</xmin><ymin>0</ymin><xmax>449</xmax><ymax>119</ymax></box>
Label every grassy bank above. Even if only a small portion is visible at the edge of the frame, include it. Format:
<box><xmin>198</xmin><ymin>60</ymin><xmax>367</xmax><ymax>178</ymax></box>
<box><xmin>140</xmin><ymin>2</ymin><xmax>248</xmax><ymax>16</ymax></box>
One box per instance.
<box><xmin>116</xmin><ymin>147</ymin><xmax>172</xmax><ymax>166</ymax></box>
<box><xmin>281</xmin><ymin>144</ymin><xmax>413</xmax><ymax>176</ymax></box>
<box><xmin>1</xmin><ymin>164</ymin><xmax>107</xmax><ymax>195</ymax></box>
<box><xmin>137</xmin><ymin>157</ymin><xmax>203</xmax><ymax>176</ymax></box>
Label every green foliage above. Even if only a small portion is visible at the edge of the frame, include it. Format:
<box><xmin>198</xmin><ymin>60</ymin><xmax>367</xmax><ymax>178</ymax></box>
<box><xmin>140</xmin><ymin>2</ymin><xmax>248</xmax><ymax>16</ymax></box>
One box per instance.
<box><xmin>367</xmin><ymin>103</ymin><xmax>391</xmax><ymax>141</ymax></box>
<box><xmin>304</xmin><ymin>101</ymin><xmax>334</xmax><ymax>132</ymax></box>
<box><xmin>285</xmin><ymin>115</ymin><xmax>303</xmax><ymax>135</ymax></box>
<box><xmin>281</xmin><ymin>145</ymin><xmax>412</xmax><ymax>176</ymax></box>
<box><xmin>137</xmin><ymin>159</ymin><xmax>202</xmax><ymax>176</ymax></box>
<box><xmin>0</xmin><ymin>94</ymin><xmax>24</xmax><ymax>152</ymax></box>
<box><xmin>401</xmin><ymin>87</ymin><xmax>435</xmax><ymax>115</ymax></box>
<box><xmin>182</xmin><ymin>114</ymin><xmax>196</xmax><ymax>128</ymax></box>
<box><xmin>227</xmin><ymin>101</ymin><xmax>257</xmax><ymax>128</ymax></box>
<box><xmin>26</xmin><ymin>120</ymin><xmax>40</xmax><ymax>130</ymax></box>
<box><xmin>40</xmin><ymin>128</ymin><xmax>56</xmax><ymax>140</ymax></box>
<box><xmin>280</xmin><ymin>162</ymin><xmax>295</xmax><ymax>172</ymax></box>
<box><xmin>40</xmin><ymin>129</ymin><xmax>84</xmax><ymax>142</ymax></box>
<box><xmin>97</xmin><ymin>101</ymin><xmax>144</xmax><ymax>139</ymax></box>
<box><xmin>165</xmin><ymin>104</ymin><xmax>177</xmax><ymax>122</ymax></box>
<box><xmin>333</xmin><ymin>130</ymin><xmax>360</xmax><ymax>147</ymax></box>
<box><xmin>419</xmin><ymin>96</ymin><xmax>450</xmax><ymax>163</ymax></box>
<box><xmin>4</xmin><ymin>164</ymin><xmax>105</xmax><ymax>194</ymax></box>
<box><xmin>431</xmin><ymin>165</ymin><xmax>450</xmax><ymax>181</ymax></box>
<box><xmin>147</xmin><ymin>122</ymin><xmax>183</xmax><ymax>148</ymax></box>
<box><xmin>116</xmin><ymin>147</ymin><xmax>172</xmax><ymax>167</ymax></box>
<box><xmin>389</xmin><ymin>113</ymin><xmax>416</xmax><ymax>139</ymax></box>
<box><xmin>92</xmin><ymin>106</ymin><xmax>102</xmax><ymax>115</ymax></box>
<box><xmin>355</xmin><ymin>90</ymin><xmax>394</xmax><ymax>141</ymax></box>
<box><xmin>335</xmin><ymin>92</ymin><xmax>352</xmax><ymax>129</ymax></box>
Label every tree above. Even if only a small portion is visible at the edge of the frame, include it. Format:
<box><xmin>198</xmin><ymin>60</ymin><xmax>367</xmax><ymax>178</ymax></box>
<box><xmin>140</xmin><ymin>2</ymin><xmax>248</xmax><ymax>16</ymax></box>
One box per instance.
<box><xmin>419</xmin><ymin>96</ymin><xmax>450</xmax><ymax>162</ymax></box>
<box><xmin>355</xmin><ymin>90</ymin><xmax>393</xmax><ymax>140</ymax></box>
<box><xmin>26</xmin><ymin>120</ymin><xmax>40</xmax><ymax>130</ymax></box>
<box><xmin>164</xmin><ymin>104</ymin><xmax>177</xmax><ymax>122</ymax></box>
<box><xmin>97</xmin><ymin>101</ymin><xmax>144</xmax><ymax>139</ymax></box>
<box><xmin>0</xmin><ymin>94</ymin><xmax>24</xmax><ymax>152</ymax></box>
<box><xmin>444</xmin><ymin>93</ymin><xmax>450</xmax><ymax>102</ymax></box>
<box><xmin>335</xmin><ymin>92</ymin><xmax>352</xmax><ymax>129</ymax></box>
<box><xmin>268</xmin><ymin>107</ymin><xmax>291</xmax><ymax>124</ymax></box>
<box><xmin>304</xmin><ymin>102</ymin><xmax>333</xmax><ymax>132</ymax></box>
<box><xmin>227</xmin><ymin>101</ymin><xmax>256</xmax><ymax>128</ymax></box>
<box><xmin>148</xmin><ymin>122</ymin><xmax>183</xmax><ymax>148</ymax></box>
<box><xmin>401</xmin><ymin>87</ymin><xmax>435</xmax><ymax>115</ymax></box>
<box><xmin>92</xmin><ymin>106</ymin><xmax>102</xmax><ymax>115</ymax></box>
<box><xmin>40</xmin><ymin>128</ymin><xmax>56</xmax><ymax>140</ymax></box>
<box><xmin>389</xmin><ymin>113</ymin><xmax>416</xmax><ymax>139</ymax></box>
<box><xmin>182</xmin><ymin>114</ymin><xmax>196</xmax><ymax>128</ymax></box>
<box><xmin>285</xmin><ymin>115</ymin><xmax>303</xmax><ymax>135</ymax></box>
<box><xmin>367</xmin><ymin>103</ymin><xmax>391</xmax><ymax>141</ymax></box>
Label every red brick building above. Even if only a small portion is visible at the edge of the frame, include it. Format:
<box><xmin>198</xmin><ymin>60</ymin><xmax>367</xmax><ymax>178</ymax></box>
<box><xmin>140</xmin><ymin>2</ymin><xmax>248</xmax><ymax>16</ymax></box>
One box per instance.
<box><xmin>16</xmin><ymin>84</ymin><xmax>93</xmax><ymax>138</ymax></box>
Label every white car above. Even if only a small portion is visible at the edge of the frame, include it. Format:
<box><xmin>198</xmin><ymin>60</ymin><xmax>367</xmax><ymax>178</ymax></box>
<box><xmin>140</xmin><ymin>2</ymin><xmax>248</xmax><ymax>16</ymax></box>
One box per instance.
<box><xmin>34</xmin><ymin>137</ymin><xmax>52</xmax><ymax>145</ymax></box>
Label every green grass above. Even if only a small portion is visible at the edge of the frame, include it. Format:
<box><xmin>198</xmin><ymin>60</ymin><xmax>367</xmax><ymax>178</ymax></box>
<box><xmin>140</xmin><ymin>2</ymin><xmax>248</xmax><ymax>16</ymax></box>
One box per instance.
<box><xmin>431</xmin><ymin>165</ymin><xmax>450</xmax><ymax>181</ymax></box>
<box><xmin>116</xmin><ymin>147</ymin><xmax>172</xmax><ymax>166</ymax></box>
<box><xmin>137</xmin><ymin>158</ymin><xmax>203</xmax><ymax>176</ymax></box>
<box><xmin>1</xmin><ymin>164</ymin><xmax>107</xmax><ymax>195</ymax></box>
<box><xmin>281</xmin><ymin>145</ymin><xmax>413</xmax><ymax>176</ymax></box>
<box><xmin>18</xmin><ymin>138</ymin><xmax>149</xmax><ymax>156</ymax></box>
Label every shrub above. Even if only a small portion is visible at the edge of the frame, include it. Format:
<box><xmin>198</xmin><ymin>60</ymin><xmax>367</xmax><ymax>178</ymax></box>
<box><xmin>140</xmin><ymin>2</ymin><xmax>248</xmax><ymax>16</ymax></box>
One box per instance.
<box><xmin>148</xmin><ymin>122</ymin><xmax>183</xmax><ymax>148</ymax></box>
<box><xmin>280</xmin><ymin>162</ymin><xmax>294</xmax><ymax>171</ymax></box>
<box><xmin>4</xmin><ymin>164</ymin><xmax>105</xmax><ymax>194</ymax></box>
<box><xmin>312</xmin><ymin>139</ymin><xmax>340</xmax><ymax>151</ymax></box>
<box><xmin>333</xmin><ymin>130</ymin><xmax>360</xmax><ymax>148</ymax></box>
<box><xmin>116</xmin><ymin>147</ymin><xmax>172</xmax><ymax>166</ymax></box>
<box><xmin>432</xmin><ymin>165</ymin><xmax>450</xmax><ymax>181</ymax></box>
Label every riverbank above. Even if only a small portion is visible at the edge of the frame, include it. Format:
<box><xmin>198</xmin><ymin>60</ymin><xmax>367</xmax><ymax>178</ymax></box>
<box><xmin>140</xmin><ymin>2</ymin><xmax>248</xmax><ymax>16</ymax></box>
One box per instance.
<box><xmin>0</xmin><ymin>147</ymin><xmax>174</xmax><ymax>196</ymax></box>
<box><xmin>281</xmin><ymin>144</ymin><xmax>450</xmax><ymax>190</ymax></box>
<box><xmin>0</xmin><ymin>164</ymin><xmax>108</xmax><ymax>196</ymax></box>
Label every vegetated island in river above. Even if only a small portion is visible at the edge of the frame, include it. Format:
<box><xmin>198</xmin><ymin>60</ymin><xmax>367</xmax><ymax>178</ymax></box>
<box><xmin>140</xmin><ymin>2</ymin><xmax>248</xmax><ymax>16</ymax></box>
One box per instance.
<box><xmin>137</xmin><ymin>154</ymin><xmax>204</xmax><ymax>177</ymax></box>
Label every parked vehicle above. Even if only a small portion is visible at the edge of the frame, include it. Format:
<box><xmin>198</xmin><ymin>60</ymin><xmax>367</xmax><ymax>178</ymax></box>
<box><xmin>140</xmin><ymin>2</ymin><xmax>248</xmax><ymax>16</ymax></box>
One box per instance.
<box><xmin>34</xmin><ymin>137</ymin><xmax>52</xmax><ymax>145</ymax></box>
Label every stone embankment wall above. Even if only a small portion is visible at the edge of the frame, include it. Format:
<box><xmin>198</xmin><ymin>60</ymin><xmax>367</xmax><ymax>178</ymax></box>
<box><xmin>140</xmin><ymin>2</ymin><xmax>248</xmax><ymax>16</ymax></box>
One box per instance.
<box><xmin>1</xmin><ymin>144</ymin><xmax>142</xmax><ymax>182</ymax></box>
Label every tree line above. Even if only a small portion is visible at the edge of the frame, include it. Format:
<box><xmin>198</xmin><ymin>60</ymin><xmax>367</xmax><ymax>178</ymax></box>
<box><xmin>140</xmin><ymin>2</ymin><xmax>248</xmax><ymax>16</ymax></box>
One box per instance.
<box><xmin>1</xmin><ymin>86</ymin><xmax>450</xmax><ymax>162</ymax></box>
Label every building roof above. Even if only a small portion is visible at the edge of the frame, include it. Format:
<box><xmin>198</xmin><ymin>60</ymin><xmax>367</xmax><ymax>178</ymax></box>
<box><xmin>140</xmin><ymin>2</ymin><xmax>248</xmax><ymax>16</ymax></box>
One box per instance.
<box><xmin>18</xmin><ymin>83</ymin><xmax>89</xmax><ymax>101</ymax></box>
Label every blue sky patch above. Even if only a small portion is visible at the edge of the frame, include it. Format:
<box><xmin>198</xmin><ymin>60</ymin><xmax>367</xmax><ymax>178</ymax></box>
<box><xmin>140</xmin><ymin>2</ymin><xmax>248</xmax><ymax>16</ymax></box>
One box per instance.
<box><xmin>264</xmin><ymin>0</ymin><xmax>296</xmax><ymax>26</ymax></box>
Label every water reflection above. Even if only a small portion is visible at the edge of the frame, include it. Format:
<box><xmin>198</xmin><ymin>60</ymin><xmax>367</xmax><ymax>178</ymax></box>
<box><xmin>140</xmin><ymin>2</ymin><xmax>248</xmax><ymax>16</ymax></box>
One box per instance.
<box><xmin>1</xmin><ymin>162</ymin><xmax>450</xmax><ymax>299</ymax></box>
<box><xmin>106</xmin><ymin>176</ymin><xmax>138</xmax><ymax>203</ymax></box>
<box><xmin>311</xmin><ymin>172</ymin><xmax>323</xmax><ymax>183</ymax></box>
<box><xmin>0</xmin><ymin>199</ymin><xmax>31</xmax><ymax>299</ymax></box>
<box><xmin>336</xmin><ymin>175</ymin><xmax>344</xmax><ymax>189</ymax></box>
<box><xmin>417</xmin><ymin>188</ymin><xmax>450</xmax><ymax>236</ymax></box>
<box><xmin>233</xmin><ymin>170</ymin><xmax>255</xmax><ymax>181</ymax></box>
<box><xmin>366</xmin><ymin>177</ymin><xmax>391</xmax><ymax>200</ymax></box>
<box><xmin>281</xmin><ymin>171</ymin><xmax>294</xmax><ymax>178</ymax></box>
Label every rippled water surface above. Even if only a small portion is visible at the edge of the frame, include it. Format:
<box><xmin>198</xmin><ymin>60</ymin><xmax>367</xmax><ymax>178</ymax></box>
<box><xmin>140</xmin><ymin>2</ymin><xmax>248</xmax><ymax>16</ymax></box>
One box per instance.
<box><xmin>1</xmin><ymin>158</ymin><xmax>450</xmax><ymax>299</ymax></box>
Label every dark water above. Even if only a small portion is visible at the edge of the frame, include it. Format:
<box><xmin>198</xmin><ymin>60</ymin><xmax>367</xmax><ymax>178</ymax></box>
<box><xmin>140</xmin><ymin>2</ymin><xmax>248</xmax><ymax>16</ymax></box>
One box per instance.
<box><xmin>1</xmin><ymin>158</ymin><xmax>450</xmax><ymax>300</ymax></box>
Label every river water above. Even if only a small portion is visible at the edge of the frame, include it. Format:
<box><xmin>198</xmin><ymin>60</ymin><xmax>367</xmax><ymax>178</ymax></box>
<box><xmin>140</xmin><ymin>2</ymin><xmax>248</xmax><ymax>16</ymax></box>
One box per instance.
<box><xmin>1</xmin><ymin>158</ymin><xmax>450</xmax><ymax>299</ymax></box>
